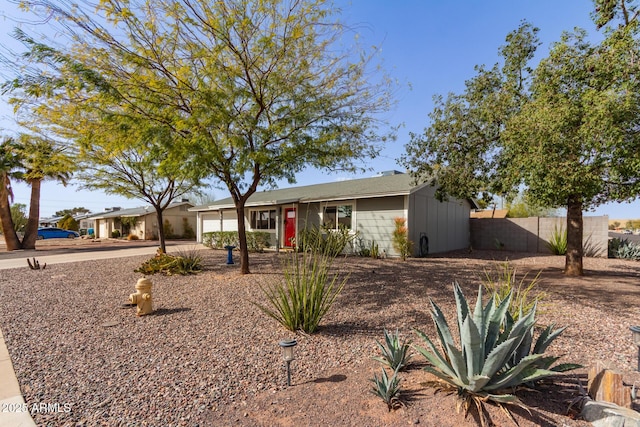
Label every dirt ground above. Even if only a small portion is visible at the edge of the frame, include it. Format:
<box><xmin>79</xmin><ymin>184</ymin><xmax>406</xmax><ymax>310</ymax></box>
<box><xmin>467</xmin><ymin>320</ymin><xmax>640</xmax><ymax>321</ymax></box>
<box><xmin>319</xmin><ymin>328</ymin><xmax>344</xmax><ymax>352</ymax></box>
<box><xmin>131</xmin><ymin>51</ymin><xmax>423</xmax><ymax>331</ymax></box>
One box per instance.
<box><xmin>1</xmin><ymin>239</ymin><xmax>640</xmax><ymax>426</ymax></box>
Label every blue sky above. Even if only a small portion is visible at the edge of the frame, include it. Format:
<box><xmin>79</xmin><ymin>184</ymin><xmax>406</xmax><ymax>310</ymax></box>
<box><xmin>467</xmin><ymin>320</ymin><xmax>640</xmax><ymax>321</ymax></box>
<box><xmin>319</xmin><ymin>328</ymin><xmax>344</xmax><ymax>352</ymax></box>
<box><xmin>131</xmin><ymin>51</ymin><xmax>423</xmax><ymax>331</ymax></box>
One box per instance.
<box><xmin>1</xmin><ymin>0</ymin><xmax>638</xmax><ymax>219</ymax></box>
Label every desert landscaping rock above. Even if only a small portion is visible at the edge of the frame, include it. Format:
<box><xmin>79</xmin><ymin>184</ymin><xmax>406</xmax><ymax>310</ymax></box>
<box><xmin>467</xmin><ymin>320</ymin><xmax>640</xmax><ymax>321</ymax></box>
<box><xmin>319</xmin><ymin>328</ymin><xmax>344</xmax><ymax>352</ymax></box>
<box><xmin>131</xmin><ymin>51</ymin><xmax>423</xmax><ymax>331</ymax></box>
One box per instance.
<box><xmin>0</xmin><ymin>249</ymin><xmax>638</xmax><ymax>426</ymax></box>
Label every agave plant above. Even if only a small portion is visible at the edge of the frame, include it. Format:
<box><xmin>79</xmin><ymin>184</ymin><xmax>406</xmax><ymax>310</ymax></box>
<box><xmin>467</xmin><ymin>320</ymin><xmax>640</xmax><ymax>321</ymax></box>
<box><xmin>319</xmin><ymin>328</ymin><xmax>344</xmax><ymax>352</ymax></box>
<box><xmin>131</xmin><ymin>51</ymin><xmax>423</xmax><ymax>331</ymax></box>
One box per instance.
<box><xmin>414</xmin><ymin>282</ymin><xmax>579</xmax><ymax>426</ymax></box>
<box><xmin>370</xmin><ymin>367</ymin><xmax>403</xmax><ymax>411</ymax></box>
<box><xmin>372</xmin><ymin>329</ymin><xmax>412</xmax><ymax>372</ymax></box>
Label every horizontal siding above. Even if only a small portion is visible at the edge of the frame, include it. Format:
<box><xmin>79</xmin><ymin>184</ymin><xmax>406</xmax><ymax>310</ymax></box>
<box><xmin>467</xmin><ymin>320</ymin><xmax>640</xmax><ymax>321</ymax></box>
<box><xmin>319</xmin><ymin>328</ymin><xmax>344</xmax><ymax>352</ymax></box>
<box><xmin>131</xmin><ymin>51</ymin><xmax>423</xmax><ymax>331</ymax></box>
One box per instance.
<box><xmin>355</xmin><ymin>196</ymin><xmax>405</xmax><ymax>256</ymax></box>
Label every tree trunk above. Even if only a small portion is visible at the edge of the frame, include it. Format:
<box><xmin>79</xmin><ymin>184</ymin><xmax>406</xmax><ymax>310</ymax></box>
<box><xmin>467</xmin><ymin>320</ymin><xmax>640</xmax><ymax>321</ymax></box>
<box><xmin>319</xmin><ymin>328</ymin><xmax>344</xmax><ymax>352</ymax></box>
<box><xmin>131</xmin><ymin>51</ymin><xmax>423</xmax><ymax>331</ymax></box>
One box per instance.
<box><xmin>21</xmin><ymin>179</ymin><xmax>41</xmax><ymax>250</ymax></box>
<box><xmin>155</xmin><ymin>207</ymin><xmax>166</xmax><ymax>253</ymax></box>
<box><xmin>236</xmin><ymin>202</ymin><xmax>250</xmax><ymax>274</ymax></box>
<box><xmin>565</xmin><ymin>195</ymin><xmax>584</xmax><ymax>276</ymax></box>
<box><xmin>0</xmin><ymin>190</ymin><xmax>21</xmax><ymax>250</ymax></box>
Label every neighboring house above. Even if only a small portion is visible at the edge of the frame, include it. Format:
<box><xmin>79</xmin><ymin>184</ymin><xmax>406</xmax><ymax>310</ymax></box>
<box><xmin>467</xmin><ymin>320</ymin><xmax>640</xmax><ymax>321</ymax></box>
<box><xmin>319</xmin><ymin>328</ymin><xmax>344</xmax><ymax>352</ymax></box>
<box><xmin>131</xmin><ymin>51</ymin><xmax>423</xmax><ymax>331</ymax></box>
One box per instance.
<box><xmin>91</xmin><ymin>201</ymin><xmax>196</xmax><ymax>240</ymax></box>
<box><xmin>39</xmin><ymin>217</ymin><xmax>60</xmax><ymax>228</ymax></box>
<box><xmin>76</xmin><ymin>213</ymin><xmax>97</xmax><ymax>232</ymax></box>
<box><xmin>190</xmin><ymin>172</ymin><xmax>476</xmax><ymax>257</ymax></box>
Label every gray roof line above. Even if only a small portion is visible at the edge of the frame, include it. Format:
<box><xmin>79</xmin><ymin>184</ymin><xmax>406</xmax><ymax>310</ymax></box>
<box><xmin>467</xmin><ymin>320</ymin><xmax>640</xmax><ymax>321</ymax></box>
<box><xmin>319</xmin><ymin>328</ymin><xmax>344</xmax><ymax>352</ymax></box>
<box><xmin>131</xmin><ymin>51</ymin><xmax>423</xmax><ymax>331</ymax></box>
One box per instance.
<box><xmin>191</xmin><ymin>174</ymin><xmax>422</xmax><ymax>211</ymax></box>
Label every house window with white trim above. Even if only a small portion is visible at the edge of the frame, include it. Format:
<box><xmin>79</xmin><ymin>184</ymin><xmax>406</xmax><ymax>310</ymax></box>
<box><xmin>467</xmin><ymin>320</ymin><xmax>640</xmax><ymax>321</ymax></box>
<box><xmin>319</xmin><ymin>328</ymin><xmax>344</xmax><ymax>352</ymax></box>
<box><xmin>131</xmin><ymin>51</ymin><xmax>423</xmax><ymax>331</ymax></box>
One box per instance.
<box><xmin>250</xmin><ymin>209</ymin><xmax>276</xmax><ymax>230</ymax></box>
<box><xmin>322</xmin><ymin>205</ymin><xmax>352</xmax><ymax>230</ymax></box>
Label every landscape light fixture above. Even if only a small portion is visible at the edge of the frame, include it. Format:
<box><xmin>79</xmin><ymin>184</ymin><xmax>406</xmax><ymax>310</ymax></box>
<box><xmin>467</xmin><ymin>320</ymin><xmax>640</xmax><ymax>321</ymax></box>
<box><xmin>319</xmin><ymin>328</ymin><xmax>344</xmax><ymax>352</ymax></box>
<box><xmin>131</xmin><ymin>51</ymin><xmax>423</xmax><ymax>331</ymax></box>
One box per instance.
<box><xmin>278</xmin><ymin>339</ymin><xmax>297</xmax><ymax>386</ymax></box>
<box><xmin>631</xmin><ymin>326</ymin><xmax>640</xmax><ymax>372</ymax></box>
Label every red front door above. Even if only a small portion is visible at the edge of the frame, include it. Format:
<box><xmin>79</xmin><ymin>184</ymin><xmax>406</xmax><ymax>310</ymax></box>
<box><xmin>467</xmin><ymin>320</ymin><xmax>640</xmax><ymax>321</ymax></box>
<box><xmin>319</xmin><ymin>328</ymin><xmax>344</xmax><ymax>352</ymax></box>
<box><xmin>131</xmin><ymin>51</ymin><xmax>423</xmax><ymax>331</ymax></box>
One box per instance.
<box><xmin>284</xmin><ymin>208</ymin><xmax>296</xmax><ymax>247</ymax></box>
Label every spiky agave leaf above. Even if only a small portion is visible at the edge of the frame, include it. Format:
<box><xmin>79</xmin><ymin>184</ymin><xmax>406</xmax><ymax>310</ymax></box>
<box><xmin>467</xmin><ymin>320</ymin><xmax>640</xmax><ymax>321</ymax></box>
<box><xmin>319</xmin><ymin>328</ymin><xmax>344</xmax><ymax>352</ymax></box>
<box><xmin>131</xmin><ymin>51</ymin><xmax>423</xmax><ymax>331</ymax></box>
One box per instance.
<box><xmin>370</xmin><ymin>367</ymin><xmax>403</xmax><ymax>411</ymax></box>
<box><xmin>428</xmin><ymin>299</ymin><xmax>469</xmax><ymax>382</ymax></box>
<box><xmin>372</xmin><ymin>329</ymin><xmax>412</xmax><ymax>371</ymax></box>
<box><xmin>414</xmin><ymin>328</ymin><xmax>467</xmax><ymax>388</ymax></box>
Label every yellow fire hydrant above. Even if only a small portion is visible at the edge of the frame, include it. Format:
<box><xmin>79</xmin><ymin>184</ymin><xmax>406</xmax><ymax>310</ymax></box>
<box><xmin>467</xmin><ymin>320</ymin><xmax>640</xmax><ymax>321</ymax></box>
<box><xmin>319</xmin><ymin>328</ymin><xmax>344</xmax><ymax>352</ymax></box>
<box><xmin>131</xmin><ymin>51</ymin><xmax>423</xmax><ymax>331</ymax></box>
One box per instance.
<box><xmin>129</xmin><ymin>278</ymin><xmax>153</xmax><ymax>316</ymax></box>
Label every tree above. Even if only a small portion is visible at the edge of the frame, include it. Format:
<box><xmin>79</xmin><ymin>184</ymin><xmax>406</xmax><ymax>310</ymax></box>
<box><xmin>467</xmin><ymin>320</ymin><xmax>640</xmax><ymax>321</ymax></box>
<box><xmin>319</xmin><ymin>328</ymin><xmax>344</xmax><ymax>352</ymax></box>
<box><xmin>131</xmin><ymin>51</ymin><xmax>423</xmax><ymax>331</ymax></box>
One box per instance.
<box><xmin>402</xmin><ymin>20</ymin><xmax>640</xmax><ymax>276</ymax></box>
<box><xmin>58</xmin><ymin>213</ymin><xmax>79</xmax><ymax>231</ymax></box>
<box><xmin>6</xmin><ymin>0</ymin><xmax>394</xmax><ymax>273</ymax></box>
<box><xmin>18</xmin><ymin>134</ymin><xmax>74</xmax><ymax>249</ymax></box>
<box><xmin>75</xmin><ymin>137</ymin><xmax>203</xmax><ymax>252</ymax></box>
<box><xmin>505</xmin><ymin>193</ymin><xmax>558</xmax><ymax>218</ymax></box>
<box><xmin>0</xmin><ymin>134</ymin><xmax>74</xmax><ymax>250</ymax></box>
<box><xmin>10</xmin><ymin>203</ymin><xmax>27</xmax><ymax>233</ymax></box>
<box><xmin>55</xmin><ymin>207</ymin><xmax>90</xmax><ymax>217</ymax></box>
<box><xmin>0</xmin><ymin>137</ymin><xmax>23</xmax><ymax>249</ymax></box>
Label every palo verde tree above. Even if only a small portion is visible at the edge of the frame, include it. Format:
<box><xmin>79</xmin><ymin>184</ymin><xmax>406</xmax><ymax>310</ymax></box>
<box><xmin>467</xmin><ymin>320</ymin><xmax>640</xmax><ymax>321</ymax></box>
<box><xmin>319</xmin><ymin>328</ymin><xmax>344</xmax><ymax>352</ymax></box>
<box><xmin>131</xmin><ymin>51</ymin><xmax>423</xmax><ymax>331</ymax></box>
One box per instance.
<box><xmin>6</xmin><ymin>0</ymin><xmax>394</xmax><ymax>274</ymax></box>
<box><xmin>74</xmin><ymin>124</ymin><xmax>204</xmax><ymax>253</ymax></box>
<box><xmin>402</xmin><ymin>19</ymin><xmax>640</xmax><ymax>276</ymax></box>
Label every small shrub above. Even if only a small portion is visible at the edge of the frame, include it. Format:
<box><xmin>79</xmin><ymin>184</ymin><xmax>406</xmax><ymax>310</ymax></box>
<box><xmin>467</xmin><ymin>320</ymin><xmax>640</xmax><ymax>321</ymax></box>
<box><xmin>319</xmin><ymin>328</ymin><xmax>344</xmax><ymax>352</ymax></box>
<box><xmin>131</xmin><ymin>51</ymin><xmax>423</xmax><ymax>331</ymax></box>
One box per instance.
<box><xmin>253</xmin><ymin>249</ymin><xmax>347</xmax><ymax>333</ymax></box>
<box><xmin>392</xmin><ymin>217</ymin><xmax>413</xmax><ymax>260</ymax></box>
<box><xmin>371</xmin><ymin>367</ymin><xmax>403</xmax><ymax>411</ymax></box>
<box><xmin>202</xmin><ymin>231</ymin><xmax>269</xmax><ymax>252</ymax></box>
<box><xmin>546</xmin><ymin>224</ymin><xmax>567</xmax><ymax>255</ymax></box>
<box><xmin>583</xmin><ymin>233</ymin><xmax>602</xmax><ymax>258</ymax></box>
<box><xmin>355</xmin><ymin>238</ymin><xmax>379</xmax><ymax>258</ymax></box>
<box><xmin>202</xmin><ymin>231</ymin><xmax>239</xmax><ymax>249</ymax></box>
<box><xmin>134</xmin><ymin>248</ymin><xmax>203</xmax><ymax>275</ymax></box>
<box><xmin>611</xmin><ymin>238</ymin><xmax>640</xmax><ymax>260</ymax></box>
<box><xmin>127</xmin><ymin>233</ymin><xmax>140</xmax><ymax>240</ymax></box>
<box><xmin>246</xmin><ymin>231</ymin><xmax>271</xmax><ymax>252</ymax></box>
<box><xmin>182</xmin><ymin>218</ymin><xmax>196</xmax><ymax>239</ymax></box>
<box><xmin>163</xmin><ymin>219</ymin><xmax>176</xmax><ymax>239</ymax></box>
<box><xmin>414</xmin><ymin>282</ymin><xmax>579</xmax><ymax>427</ymax></box>
<box><xmin>372</xmin><ymin>329</ymin><xmax>412</xmax><ymax>372</ymax></box>
<box><xmin>483</xmin><ymin>261</ymin><xmax>545</xmax><ymax>322</ymax></box>
<box><xmin>298</xmin><ymin>224</ymin><xmax>356</xmax><ymax>256</ymax></box>
<box><xmin>111</xmin><ymin>229</ymin><xmax>121</xmax><ymax>238</ymax></box>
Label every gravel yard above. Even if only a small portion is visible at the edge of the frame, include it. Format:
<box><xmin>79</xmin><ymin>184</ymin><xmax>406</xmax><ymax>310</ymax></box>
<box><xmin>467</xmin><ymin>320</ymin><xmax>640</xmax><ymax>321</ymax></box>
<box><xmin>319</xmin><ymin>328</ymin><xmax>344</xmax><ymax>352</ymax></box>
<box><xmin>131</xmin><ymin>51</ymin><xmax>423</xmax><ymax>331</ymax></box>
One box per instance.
<box><xmin>0</xmin><ymin>249</ymin><xmax>639</xmax><ymax>426</ymax></box>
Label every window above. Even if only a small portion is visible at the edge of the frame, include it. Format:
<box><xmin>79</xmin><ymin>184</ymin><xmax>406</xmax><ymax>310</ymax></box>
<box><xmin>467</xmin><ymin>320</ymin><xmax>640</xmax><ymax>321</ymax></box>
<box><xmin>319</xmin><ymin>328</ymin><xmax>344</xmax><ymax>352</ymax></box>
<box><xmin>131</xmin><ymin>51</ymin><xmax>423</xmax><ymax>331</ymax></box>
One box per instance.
<box><xmin>322</xmin><ymin>205</ymin><xmax>352</xmax><ymax>230</ymax></box>
<box><xmin>250</xmin><ymin>209</ymin><xmax>276</xmax><ymax>230</ymax></box>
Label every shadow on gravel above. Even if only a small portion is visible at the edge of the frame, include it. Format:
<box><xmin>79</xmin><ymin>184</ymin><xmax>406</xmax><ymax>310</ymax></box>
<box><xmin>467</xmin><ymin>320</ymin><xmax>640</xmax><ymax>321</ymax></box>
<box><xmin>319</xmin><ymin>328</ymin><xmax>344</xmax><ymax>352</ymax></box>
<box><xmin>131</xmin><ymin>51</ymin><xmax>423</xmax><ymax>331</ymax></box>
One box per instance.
<box><xmin>313</xmin><ymin>374</ymin><xmax>347</xmax><ymax>383</ymax></box>
<box><xmin>152</xmin><ymin>307</ymin><xmax>192</xmax><ymax>316</ymax></box>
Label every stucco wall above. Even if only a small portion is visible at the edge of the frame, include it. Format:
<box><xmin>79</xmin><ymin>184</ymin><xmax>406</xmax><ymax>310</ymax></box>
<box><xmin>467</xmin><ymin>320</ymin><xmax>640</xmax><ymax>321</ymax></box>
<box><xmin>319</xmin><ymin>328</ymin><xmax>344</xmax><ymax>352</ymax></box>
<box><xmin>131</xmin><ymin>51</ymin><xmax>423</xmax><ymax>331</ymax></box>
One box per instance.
<box><xmin>469</xmin><ymin>216</ymin><xmax>608</xmax><ymax>257</ymax></box>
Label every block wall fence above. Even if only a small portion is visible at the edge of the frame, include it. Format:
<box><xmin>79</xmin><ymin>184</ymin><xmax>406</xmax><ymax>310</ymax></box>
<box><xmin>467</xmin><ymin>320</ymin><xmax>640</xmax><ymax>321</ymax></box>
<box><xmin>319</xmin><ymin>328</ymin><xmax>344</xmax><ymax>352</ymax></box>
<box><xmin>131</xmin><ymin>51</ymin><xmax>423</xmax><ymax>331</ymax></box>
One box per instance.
<box><xmin>469</xmin><ymin>216</ymin><xmax>609</xmax><ymax>257</ymax></box>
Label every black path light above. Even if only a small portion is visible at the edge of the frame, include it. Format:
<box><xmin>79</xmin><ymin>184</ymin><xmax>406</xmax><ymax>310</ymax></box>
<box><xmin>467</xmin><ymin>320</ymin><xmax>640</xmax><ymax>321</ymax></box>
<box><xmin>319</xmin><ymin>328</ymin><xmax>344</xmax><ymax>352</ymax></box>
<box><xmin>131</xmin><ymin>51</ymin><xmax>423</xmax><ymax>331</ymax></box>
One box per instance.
<box><xmin>278</xmin><ymin>339</ymin><xmax>298</xmax><ymax>386</ymax></box>
<box><xmin>631</xmin><ymin>326</ymin><xmax>640</xmax><ymax>372</ymax></box>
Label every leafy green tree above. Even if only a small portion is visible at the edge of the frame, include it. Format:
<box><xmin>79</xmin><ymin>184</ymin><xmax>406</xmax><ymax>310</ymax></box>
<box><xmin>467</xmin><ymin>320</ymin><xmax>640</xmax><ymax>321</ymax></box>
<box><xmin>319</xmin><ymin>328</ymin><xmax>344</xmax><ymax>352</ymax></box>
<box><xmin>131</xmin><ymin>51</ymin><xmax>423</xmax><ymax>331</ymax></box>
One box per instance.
<box><xmin>75</xmin><ymin>138</ymin><xmax>202</xmax><ymax>252</ymax></box>
<box><xmin>6</xmin><ymin>0</ymin><xmax>394</xmax><ymax>273</ymax></box>
<box><xmin>505</xmin><ymin>193</ymin><xmax>558</xmax><ymax>218</ymax></box>
<box><xmin>58</xmin><ymin>213</ymin><xmax>79</xmax><ymax>231</ymax></box>
<box><xmin>10</xmin><ymin>202</ymin><xmax>27</xmax><ymax>233</ymax></box>
<box><xmin>402</xmin><ymin>20</ymin><xmax>640</xmax><ymax>276</ymax></box>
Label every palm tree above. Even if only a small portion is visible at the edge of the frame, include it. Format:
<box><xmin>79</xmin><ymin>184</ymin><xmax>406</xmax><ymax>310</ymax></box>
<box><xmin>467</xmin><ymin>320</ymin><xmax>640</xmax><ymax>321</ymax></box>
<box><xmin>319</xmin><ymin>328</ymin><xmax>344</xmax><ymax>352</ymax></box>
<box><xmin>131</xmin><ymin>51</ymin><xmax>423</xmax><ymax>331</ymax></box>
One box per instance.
<box><xmin>0</xmin><ymin>137</ymin><xmax>24</xmax><ymax>251</ymax></box>
<box><xmin>18</xmin><ymin>134</ymin><xmax>74</xmax><ymax>249</ymax></box>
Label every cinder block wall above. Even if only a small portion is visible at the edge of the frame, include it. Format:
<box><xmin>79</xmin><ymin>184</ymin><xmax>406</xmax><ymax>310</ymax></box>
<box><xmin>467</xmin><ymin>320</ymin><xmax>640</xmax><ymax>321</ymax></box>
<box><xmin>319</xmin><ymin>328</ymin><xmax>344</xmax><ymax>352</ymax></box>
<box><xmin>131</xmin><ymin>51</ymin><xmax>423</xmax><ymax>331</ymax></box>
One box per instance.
<box><xmin>470</xmin><ymin>216</ymin><xmax>608</xmax><ymax>257</ymax></box>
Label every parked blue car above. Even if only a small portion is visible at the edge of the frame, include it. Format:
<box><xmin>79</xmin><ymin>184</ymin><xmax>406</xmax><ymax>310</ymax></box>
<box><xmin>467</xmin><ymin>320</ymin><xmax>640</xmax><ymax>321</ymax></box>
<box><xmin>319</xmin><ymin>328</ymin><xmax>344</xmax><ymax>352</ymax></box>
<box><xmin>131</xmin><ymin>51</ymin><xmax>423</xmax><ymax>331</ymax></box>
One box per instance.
<box><xmin>37</xmin><ymin>227</ymin><xmax>80</xmax><ymax>239</ymax></box>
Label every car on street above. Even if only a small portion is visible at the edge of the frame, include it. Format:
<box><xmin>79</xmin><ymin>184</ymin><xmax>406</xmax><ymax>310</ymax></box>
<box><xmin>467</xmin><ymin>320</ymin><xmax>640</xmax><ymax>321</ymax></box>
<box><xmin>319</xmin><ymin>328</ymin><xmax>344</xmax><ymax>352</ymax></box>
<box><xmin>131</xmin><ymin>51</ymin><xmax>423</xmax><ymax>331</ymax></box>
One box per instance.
<box><xmin>37</xmin><ymin>227</ymin><xmax>80</xmax><ymax>239</ymax></box>
<box><xmin>623</xmin><ymin>229</ymin><xmax>633</xmax><ymax>234</ymax></box>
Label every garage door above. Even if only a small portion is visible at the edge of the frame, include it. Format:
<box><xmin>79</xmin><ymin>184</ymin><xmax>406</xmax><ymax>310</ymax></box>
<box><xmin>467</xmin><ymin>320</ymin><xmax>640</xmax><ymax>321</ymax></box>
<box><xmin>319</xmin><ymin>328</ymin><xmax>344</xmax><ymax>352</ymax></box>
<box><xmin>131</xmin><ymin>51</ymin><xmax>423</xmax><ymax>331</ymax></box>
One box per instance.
<box><xmin>201</xmin><ymin>213</ymin><xmax>220</xmax><ymax>233</ymax></box>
